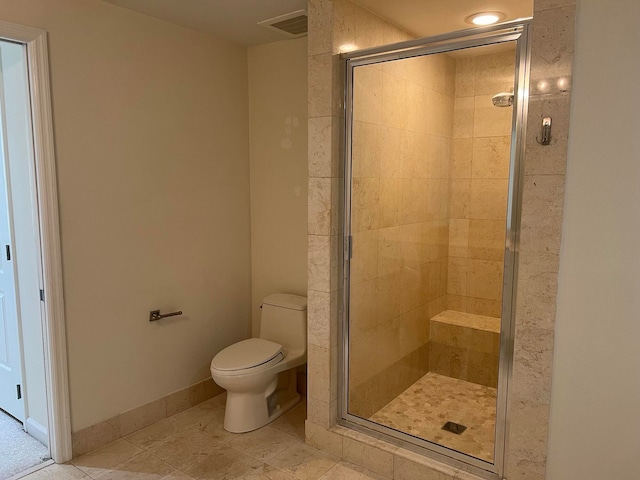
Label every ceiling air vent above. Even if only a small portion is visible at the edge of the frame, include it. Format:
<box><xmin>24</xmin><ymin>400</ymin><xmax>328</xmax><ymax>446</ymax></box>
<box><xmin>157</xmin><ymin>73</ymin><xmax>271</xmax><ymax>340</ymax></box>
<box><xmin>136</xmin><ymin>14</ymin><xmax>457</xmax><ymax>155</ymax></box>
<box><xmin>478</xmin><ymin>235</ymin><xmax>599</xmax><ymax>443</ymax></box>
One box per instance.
<box><xmin>258</xmin><ymin>9</ymin><xmax>308</xmax><ymax>38</ymax></box>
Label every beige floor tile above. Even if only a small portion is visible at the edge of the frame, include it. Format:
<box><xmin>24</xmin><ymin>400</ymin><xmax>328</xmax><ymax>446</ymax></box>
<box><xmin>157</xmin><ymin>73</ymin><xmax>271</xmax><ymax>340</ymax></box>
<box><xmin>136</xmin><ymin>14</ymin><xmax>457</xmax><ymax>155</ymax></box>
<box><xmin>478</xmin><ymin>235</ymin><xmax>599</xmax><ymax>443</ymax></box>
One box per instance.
<box><xmin>71</xmin><ymin>439</ymin><xmax>143</xmax><ymax>477</ymax></box>
<box><xmin>22</xmin><ymin>464</ymin><xmax>90</xmax><ymax>480</ymax></box>
<box><xmin>318</xmin><ymin>462</ymin><xmax>388</xmax><ymax>480</ymax></box>
<box><xmin>267</xmin><ymin>443</ymin><xmax>339</xmax><ymax>480</ymax></box>
<box><xmin>270</xmin><ymin>400</ymin><xmax>307</xmax><ymax>440</ymax></box>
<box><xmin>370</xmin><ymin>373</ymin><xmax>496</xmax><ymax>462</ymax></box>
<box><xmin>92</xmin><ymin>451</ymin><xmax>186</xmax><ymax>480</ymax></box>
<box><xmin>124</xmin><ymin>417</ymin><xmax>179</xmax><ymax>451</ymax></box>
<box><xmin>181</xmin><ymin>444</ymin><xmax>262</xmax><ymax>479</ymax></box>
<box><xmin>229</xmin><ymin>426</ymin><xmax>298</xmax><ymax>463</ymax></box>
<box><xmin>148</xmin><ymin>429</ymin><xmax>220</xmax><ymax>470</ymax></box>
<box><xmin>236</xmin><ymin>464</ymin><xmax>297</xmax><ymax>480</ymax></box>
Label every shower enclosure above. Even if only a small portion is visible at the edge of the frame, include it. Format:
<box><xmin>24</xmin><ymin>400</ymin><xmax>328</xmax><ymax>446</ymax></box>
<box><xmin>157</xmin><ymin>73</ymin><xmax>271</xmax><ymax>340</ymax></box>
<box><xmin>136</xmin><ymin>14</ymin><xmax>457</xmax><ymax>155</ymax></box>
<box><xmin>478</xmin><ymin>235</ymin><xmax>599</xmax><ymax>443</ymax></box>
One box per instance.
<box><xmin>340</xmin><ymin>21</ymin><xmax>531</xmax><ymax>477</ymax></box>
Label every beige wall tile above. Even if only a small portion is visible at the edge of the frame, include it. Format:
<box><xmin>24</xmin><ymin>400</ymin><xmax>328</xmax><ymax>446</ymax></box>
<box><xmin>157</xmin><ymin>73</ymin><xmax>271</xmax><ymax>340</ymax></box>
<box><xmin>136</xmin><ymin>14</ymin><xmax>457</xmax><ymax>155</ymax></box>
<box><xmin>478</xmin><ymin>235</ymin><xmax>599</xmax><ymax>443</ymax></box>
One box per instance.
<box><xmin>379</xmin><ymin>126</ymin><xmax>403</xmax><ymax>179</ymax></box>
<box><xmin>400</xmin><ymin>223</ymin><xmax>421</xmax><ymax>269</ymax></box>
<box><xmin>506</xmin><ymin>399</ymin><xmax>551</xmax><ymax>480</ymax></box>
<box><xmin>399</xmin><ymin>179</ymin><xmax>428</xmax><ymax>224</ymax></box>
<box><xmin>455</xmin><ymin>57</ymin><xmax>475</xmax><ymax>98</ymax></box>
<box><xmin>473</xmin><ymin>94</ymin><xmax>512</xmax><ymax>137</ymax></box>
<box><xmin>332</xmin><ymin>3</ymin><xmax>355</xmax><ymax>54</ymax></box>
<box><xmin>474</xmin><ymin>50</ymin><xmax>517</xmax><ymax>96</ymax></box>
<box><xmin>381</xmin><ymin>72</ymin><xmax>407</xmax><ymax>130</ymax></box>
<box><xmin>469</xmin><ymin>178</ymin><xmax>508</xmax><ymax>220</ymax></box>
<box><xmin>378</xmin><ymin>226</ymin><xmax>402</xmax><ymax>276</ymax></box>
<box><xmin>354</xmin><ymin>65</ymin><xmax>383</xmax><ymax>124</ymax></box>
<box><xmin>308</xmin><ymin>0</ymin><xmax>333</xmax><ymax>56</ymax></box>
<box><xmin>354</xmin><ymin>6</ymin><xmax>385</xmax><ymax>50</ymax></box>
<box><xmin>519</xmin><ymin>175</ymin><xmax>565</xmax><ymax>255</ymax></box>
<box><xmin>166</xmin><ymin>383</ymin><xmax>205</xmax><ymax>418</ymax></box>
<box><xmin>343</xmin><ymin>435</ymin><xmax>395</xmax><ymax>478</ymax></box>
<box><xmin>352</xmin><ymin>121</ymin><xmax>382</xmax><ymax>178</ymax></box>
<box><xmin>529</xmin><ymin>5</ymin><xmax>576</xmax><ymax>87</ymax></box>
<box><xmin>120</xmin><ymin>398</ymin><xmax>166</xmax><ymax>437</ymax></box>
<box><xmin>309</xmin><ymin>116</ymin><xmax>338</xmax><ymax>178</ymax></box>
<box><xmin>378</xmin><ymin>178</ymin><xmax>400</xmax><ymax>227</ymax></box>
<box><xmin>308</xmin><ymin>344</ymin><xmax>332</xmax><ymax>404</ymax></box>
<box><xmin>352</xmin><ymin>177</ymin><xmax>380</xmax><ymax>232</ymax></box>
<box><xmin>511</xmin><ymin>325</ymin><xmax>554</xmax><ymax>404</ymax></box>
<box><xmin>376</xmin><ymin>273</ymin><xmax>403</xmax><ymax>323</ymax></box>
<box><xmin>308</xmin><ymin>234</ymin><xmax>332</xmax><ymax>292</ymax></box>
<box><xmin>305</xmin><ymin>421</ymin><xmax>344</xmax><ymax>459</ymax></box>
<box><xmin>351</xmin><ymin>229</ymin><xmax>379</xmax><ymax>283</ymax></box>
<box><xmin>308</xmin><ymin>289</ymin><xmax>338</xmax><ymax>348</ymax></box>
<box><xmin>447</xmin><ymin>257</ymin><xmax>467</xmax><ymax>296</ymax></box>
<box><xmin>451</xmin><ymin>138</ymin><xmax>472</xmax><ymax>179</ymax></box>
<box><xmin>467</xmin><ymin>259</ymin><xmax>504</xmax><ymax>302</ymax></box>
<box><xmin>448</xmin><ymin>218</ymin><xmax>469</xmax><ymax>258</ymax></box>
<box><xmin>535</xmin><ymin>0</ymin><xmax>576</xmax><ymax>11</ymax></box>
<box><xmin>309</xmin><ymin>54</ymin><xmax>333</xmax><ymax>118</ymax></box>
<box><xmin>350</xmin><ymin>279</ymin><xmax>378</xmax><ymax>334</ymax></box>
<box><xmin>309</xmin><ymin>177</ymin><xmax>333</xmax><ymax>235</ymax></box>
<box><xmin>449</xmin><ymin>179</ymin><xmax>471</xmax><ymax>219</ymax></box>
<box><xmin>405</xmin><ymin>82</ymin><xmax>427</xmax><ymax>133</ymax></box>
<box><xmin>468</xmin><ymin>219</ymin><xmax>506</xmax><ymax>262</ymax></box>
<box><xmin>515</xmin><ymin>251</ymin><xmax>560</xmax><ymax>331</ymax></box>
<box><xmin>453</xmin><ymin>96</ymin><xmax>474</xmax><ymax>138</ymax></box>
<box><xmin>472</xmin><ymin>136</ymin><xmax>511</xmax><ymax>179</ymax></box>
<box><xmin>72</xmin><ymin>417</ymin><xmax>121</xmax><ymax>457</ymax></box>
<box><xmin>394</xmin><ymin>447</ymin><xmax>459</xmax><ymax>480</ymax></box>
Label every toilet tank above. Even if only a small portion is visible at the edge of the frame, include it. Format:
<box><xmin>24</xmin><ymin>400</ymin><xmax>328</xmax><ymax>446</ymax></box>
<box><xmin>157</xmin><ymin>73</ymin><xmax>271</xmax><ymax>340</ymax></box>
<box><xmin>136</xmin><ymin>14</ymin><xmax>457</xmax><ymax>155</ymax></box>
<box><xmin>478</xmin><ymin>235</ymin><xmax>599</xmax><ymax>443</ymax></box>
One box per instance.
<box><xmin>259</xmin><ymin>294</ymin><xmax>307</xmax><ymax>351</ymax></box>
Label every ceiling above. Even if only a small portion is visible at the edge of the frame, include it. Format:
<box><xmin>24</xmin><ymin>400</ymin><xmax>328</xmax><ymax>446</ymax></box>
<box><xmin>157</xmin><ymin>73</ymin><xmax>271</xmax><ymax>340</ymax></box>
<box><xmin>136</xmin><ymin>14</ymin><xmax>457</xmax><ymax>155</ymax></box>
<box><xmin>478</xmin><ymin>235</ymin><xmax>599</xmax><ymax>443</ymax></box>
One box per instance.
<box><xmin>101</xmin><ymin>0</ymin><xmax>533</xmax><ymax>47</ymax></box>
<box><xmin>101</xmin><ymin>0</ymin><xmax>307</xmax><ymax>46</ymax></box>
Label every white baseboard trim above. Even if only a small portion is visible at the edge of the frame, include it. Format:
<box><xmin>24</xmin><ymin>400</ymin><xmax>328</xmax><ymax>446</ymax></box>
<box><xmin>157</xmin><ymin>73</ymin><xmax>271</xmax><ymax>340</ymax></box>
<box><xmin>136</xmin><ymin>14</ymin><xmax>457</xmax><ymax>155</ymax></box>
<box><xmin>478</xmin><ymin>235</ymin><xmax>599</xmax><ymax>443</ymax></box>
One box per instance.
<box><xmin>25</xmin><ymin>417</ymin><xmax>49</xmax><ymax>447</ymax></box>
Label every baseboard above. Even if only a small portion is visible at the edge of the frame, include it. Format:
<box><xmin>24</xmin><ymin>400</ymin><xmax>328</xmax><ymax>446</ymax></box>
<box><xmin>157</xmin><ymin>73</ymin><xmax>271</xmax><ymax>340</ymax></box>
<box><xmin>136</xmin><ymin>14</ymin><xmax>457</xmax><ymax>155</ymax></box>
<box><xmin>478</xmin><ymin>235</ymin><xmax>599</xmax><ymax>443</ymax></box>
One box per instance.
<box><xmin>25</xmin><ymin>417</ymin><xmax>49</xmax><ymax>447</ymax></box>
<box><xmin>71</xmin><ymin>377</ymin><xmax>224</xmax><ymax>458</ymax></box>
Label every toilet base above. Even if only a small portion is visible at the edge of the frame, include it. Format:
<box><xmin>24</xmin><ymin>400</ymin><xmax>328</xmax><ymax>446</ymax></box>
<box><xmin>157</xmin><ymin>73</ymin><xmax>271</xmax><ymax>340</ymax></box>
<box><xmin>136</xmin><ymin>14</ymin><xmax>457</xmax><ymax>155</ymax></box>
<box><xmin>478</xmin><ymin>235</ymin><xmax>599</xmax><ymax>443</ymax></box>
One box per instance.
<box><xmin>222</xmin><ymin>369</ymin><xmax>301</xmax><ymax>433</ymax></box>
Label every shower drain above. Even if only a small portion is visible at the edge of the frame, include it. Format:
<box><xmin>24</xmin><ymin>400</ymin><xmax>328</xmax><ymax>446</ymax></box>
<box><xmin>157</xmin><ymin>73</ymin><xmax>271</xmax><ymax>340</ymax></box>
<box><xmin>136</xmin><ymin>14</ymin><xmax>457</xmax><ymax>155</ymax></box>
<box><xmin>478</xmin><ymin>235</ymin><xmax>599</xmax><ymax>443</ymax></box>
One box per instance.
<box><xmin>442</xmin><ymin>421</ymin><xmax>467</xmax><ymax>435</ymax></box>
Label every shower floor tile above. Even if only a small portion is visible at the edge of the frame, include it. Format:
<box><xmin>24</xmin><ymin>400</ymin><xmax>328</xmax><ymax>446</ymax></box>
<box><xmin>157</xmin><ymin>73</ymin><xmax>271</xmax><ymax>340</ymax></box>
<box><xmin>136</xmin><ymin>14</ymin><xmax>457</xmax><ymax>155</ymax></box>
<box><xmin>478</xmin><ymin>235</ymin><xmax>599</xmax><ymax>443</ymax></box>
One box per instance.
<box><xmin>370</xmin><ymin>372</ymin><xmax>497</xmax><ymax>462</ymax></box>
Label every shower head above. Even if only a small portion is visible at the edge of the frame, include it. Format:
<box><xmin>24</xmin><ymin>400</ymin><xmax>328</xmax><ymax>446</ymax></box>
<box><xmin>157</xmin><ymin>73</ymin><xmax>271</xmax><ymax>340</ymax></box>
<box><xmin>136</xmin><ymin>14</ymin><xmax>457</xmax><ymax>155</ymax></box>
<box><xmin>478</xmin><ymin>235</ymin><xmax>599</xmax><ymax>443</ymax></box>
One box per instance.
<box><xmin>492</xmin><ymin>92</ymin><xmax>514</xmax><ymax>107</ymax></box>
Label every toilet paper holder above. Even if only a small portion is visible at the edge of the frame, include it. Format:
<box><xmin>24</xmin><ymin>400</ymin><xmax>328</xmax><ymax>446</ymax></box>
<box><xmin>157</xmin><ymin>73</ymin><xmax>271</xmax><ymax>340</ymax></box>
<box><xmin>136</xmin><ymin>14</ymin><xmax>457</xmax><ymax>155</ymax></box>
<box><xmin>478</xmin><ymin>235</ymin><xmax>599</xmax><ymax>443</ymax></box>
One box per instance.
<box><xmin>149</xmin><ymin>309</ymin><xmax>183</xmax><ymax>322</ymax></box>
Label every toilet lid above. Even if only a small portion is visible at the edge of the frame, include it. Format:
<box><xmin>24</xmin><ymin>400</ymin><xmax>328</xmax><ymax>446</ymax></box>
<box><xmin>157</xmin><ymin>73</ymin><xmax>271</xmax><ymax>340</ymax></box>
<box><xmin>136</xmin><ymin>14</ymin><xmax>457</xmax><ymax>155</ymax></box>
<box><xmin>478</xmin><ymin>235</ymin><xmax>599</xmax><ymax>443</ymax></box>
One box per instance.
<box><xmin>211</xmin><ymin>338</ymin><xmax>283</xmax><ymax>372</ymax></box>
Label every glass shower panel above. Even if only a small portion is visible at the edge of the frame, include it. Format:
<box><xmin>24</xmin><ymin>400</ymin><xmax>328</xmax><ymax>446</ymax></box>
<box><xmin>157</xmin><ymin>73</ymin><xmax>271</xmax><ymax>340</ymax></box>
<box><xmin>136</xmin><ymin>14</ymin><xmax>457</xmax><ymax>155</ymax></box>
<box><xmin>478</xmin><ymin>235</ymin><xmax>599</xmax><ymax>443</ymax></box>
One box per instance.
<box><xmin>347</xmin><ymin>43</ymin><xmax>517</xmax><ymax>463</ymax></box>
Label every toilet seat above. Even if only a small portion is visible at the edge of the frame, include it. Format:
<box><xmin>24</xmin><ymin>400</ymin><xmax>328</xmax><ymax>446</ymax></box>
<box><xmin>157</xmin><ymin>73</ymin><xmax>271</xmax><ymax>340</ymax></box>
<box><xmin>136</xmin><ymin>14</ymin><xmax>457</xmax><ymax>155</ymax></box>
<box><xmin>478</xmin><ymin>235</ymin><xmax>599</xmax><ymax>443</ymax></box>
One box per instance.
<box><xmin>211</xmin><ymin>338</ymin><xmax>283</xmax><ymax>376</ymax></box>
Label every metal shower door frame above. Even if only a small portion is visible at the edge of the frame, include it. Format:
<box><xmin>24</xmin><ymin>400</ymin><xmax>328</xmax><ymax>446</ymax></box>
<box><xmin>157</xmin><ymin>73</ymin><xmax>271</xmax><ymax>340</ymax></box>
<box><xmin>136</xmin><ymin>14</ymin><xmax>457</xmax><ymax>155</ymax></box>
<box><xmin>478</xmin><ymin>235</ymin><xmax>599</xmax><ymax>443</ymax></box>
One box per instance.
<box><xmin>339</xmin><ymin>19</ymin><xmax>532</xmax><ymax>479</ymax></box>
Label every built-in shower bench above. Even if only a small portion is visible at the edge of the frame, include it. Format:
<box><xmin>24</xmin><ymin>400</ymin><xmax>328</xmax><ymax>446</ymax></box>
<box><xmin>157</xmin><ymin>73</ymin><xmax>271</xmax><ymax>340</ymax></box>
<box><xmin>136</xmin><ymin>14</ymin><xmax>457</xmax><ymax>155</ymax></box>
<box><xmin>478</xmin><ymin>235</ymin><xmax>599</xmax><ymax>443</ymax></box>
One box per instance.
<box><xmin>428</xmin><ymin>310</ymin><xmax>500</xmax><ymax>388</ymax></box>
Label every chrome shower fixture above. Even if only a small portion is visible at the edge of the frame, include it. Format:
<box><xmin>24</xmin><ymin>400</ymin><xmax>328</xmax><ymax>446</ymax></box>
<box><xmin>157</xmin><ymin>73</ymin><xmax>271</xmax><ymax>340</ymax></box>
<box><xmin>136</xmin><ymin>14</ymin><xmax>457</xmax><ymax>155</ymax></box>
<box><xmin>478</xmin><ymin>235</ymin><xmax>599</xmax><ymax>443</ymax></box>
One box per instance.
<box><xmin>492</xmin><ymin>92</ymin><xmax>514</xmax><ymax>107</ymax></box>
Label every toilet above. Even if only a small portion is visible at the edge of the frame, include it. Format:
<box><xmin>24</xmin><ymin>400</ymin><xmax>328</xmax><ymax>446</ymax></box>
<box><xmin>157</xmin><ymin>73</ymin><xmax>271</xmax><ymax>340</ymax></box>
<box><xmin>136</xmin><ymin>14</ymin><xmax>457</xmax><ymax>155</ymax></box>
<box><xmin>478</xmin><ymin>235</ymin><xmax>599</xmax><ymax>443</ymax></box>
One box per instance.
<box><xmin>210</xmin><ymin>293</ymin><xmax>307</xmax><ymax>433</ymax></box>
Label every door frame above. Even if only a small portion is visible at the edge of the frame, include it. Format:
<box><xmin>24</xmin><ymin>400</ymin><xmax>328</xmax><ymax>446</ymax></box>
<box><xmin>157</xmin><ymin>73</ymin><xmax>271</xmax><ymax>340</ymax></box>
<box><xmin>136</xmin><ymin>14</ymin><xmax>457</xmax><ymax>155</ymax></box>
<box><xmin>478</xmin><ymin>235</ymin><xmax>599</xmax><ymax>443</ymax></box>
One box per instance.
<box><xmin>0</xmin><ymin>20</ymin><xmax>72</xmax><ymax>462</ymax></box>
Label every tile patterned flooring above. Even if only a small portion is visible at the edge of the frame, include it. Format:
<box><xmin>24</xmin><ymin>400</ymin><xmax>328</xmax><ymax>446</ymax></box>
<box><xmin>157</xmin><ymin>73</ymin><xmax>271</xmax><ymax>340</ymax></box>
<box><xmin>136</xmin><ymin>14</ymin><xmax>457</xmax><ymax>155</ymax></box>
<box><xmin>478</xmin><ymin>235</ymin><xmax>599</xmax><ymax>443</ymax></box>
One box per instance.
<box><xmin>22</xmin><ymin>395</ymin><xmax>386</xmax><ymax>480</ymax></box>
<box><xmin>370</xmin><ymin>372</ymin><xmax>497</xmax><ymax>462</ymax></box>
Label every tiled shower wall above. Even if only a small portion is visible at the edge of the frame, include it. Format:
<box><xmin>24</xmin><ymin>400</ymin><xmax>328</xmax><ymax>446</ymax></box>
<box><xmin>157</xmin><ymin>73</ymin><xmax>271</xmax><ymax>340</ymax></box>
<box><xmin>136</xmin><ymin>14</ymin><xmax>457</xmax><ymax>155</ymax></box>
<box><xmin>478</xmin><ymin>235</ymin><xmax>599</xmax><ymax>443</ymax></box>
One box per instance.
<box><xmin>349</xmin><ymin>54</ymin><xmax>454</xmax><ymax>417</ymax></box>
<box><xmin>448</xmin><ymin>50</ymin><xmax>516</xmax><ymax>319</ymax></box>
<box><xmin>307</xmin><ymin>0</ymin><xmax>575</xmax><ymax>478</ymax></box>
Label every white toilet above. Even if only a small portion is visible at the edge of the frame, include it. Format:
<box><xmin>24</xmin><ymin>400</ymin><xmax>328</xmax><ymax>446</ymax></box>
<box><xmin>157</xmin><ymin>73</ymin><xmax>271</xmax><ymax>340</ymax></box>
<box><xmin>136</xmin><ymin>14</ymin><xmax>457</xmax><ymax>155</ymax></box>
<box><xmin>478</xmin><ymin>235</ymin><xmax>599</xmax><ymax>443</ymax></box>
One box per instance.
<box><xmin>210</xmin><ymin>293</ymin><xmax>307</xmax><ymax>433</ymax></box>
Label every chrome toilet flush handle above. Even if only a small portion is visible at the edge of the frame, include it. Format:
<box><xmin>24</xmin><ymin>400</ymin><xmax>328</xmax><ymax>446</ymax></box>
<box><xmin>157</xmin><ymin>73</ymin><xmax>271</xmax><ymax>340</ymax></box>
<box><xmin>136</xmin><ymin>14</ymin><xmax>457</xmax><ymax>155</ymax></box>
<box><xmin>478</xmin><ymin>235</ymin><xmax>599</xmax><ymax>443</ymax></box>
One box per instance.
<box><xmin>149</xmin><ymin>309</ymin><xmax>183</xmax><ymax>322</ymax></box>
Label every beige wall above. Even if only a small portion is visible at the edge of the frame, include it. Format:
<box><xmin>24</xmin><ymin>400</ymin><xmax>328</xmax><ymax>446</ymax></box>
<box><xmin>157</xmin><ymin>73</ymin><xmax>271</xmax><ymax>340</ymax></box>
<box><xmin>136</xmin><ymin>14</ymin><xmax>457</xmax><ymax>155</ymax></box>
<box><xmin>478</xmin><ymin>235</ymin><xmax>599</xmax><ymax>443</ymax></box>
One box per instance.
<box><xmin>247</xmin><ymin>38</ymin><xmax>308</xmax><ymax>336</ymax></box>
<box><xmin>0</xmin><ymin>0</ymin><xmax>252</xmax><ymax>431</ymax></box>
<box><xmin>547</xmin><ymin>0</ymin><xmax>640</xmax><ymax>478</ymax></box>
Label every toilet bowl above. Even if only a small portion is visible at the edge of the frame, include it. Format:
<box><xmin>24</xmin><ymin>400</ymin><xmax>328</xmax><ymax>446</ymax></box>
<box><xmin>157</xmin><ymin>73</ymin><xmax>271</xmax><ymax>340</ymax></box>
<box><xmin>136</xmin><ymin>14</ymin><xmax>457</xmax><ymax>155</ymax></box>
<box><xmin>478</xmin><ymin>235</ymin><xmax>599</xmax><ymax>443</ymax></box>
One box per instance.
<box><xmin>210</xmin><ymin>293</ymin><xmax>307</xmax><ymax>433</ymax></box>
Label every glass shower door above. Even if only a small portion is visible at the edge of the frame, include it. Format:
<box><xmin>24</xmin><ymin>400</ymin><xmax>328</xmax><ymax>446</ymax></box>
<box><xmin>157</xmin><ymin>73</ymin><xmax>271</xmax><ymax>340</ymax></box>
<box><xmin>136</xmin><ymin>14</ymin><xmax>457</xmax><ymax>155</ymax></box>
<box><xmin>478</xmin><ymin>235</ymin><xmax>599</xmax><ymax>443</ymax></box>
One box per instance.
<box><xmin>343</xmin><ymin>27</ymin><xmax>529</xmax><ymax>474</ymax></box>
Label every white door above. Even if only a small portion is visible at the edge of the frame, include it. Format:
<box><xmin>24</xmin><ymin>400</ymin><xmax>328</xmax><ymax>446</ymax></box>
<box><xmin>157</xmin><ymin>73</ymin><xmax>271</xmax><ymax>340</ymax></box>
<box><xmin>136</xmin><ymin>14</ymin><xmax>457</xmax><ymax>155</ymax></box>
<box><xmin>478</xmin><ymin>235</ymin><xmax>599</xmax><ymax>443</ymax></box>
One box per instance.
<box><xmin>0</xmin><ymin>45</ymin><xmax>24</xmax><ymax>422</ymax></box>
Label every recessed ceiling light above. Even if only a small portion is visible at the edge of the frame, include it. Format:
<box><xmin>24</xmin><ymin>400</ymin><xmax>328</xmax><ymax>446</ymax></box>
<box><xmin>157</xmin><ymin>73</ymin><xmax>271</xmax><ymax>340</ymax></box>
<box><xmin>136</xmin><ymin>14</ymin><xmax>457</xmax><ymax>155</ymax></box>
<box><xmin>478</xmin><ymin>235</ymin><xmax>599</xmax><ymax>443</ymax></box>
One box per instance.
<box><xmin>465</xmin><ymin>12</ymin><xmax>506</xmax><ymax>26</ymax></box>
